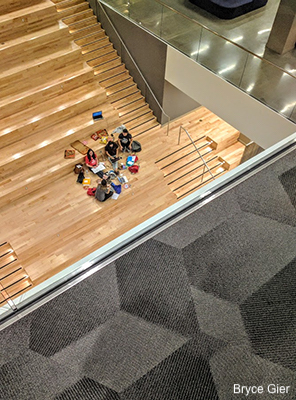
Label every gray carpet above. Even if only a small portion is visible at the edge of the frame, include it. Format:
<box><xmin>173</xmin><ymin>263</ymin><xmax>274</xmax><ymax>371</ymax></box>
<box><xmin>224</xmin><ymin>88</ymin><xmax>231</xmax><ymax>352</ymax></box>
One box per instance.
<box><xmin>1</xmin><ymin>149</ymin><xmax>296</xmax><ymax>399</ymax></box>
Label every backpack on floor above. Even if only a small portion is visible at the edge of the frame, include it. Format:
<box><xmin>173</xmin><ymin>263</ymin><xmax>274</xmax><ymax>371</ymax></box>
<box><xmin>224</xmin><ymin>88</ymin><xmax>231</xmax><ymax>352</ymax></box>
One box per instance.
<box><xmin>128</xmin><ymin>165</ymin><xmax>139</xmax><ymax>174</ymax></box>
<box><xmin>87</xmin><ymin>187</ymin><xmax>96</xmax><ymax>196</ymax></box>
<box><xmin>131</xmin><ymin>140</ymin><xmax>141</xmax><ymax>153</ymax></box>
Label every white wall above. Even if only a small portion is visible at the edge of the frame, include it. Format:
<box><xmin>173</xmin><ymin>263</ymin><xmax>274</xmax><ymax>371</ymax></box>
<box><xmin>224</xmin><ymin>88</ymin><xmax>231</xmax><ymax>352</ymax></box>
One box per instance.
<box><xmin>165</xmin><ymin>46</ymin><xmax>296</xmax><ymax>149</ymax></box>
<box><xmin>162</xmin><ymin>81</ymin><xmax>201</xmax><ymax>122</ymax></box>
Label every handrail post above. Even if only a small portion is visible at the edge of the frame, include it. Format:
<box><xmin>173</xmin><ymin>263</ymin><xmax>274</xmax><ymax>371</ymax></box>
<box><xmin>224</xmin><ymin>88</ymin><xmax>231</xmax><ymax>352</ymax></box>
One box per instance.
<box><xmin>179</xmin><ymin>125</ymin><xmax>215</xmax><ymax>180</ymax></box>
<box><xmin>178</xmin><ymin>126</ymin><xmax>182</xmax><ymax>144</ymax></box>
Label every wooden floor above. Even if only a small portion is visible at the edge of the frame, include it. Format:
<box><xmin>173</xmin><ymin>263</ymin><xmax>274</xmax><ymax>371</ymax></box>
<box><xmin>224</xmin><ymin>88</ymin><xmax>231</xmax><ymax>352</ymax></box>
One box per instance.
<box><xmin>0</xmin><ymin>0</ymin><xmax>245</xmax><ymax>302</ymax></box>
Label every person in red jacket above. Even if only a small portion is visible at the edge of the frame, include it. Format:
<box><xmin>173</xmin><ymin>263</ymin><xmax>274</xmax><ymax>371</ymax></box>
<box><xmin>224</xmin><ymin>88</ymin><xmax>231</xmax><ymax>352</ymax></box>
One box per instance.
<box><xmin>85</xmin><ymin>149</ymin><xmax>98</xmax><ymax>168</ymax></box>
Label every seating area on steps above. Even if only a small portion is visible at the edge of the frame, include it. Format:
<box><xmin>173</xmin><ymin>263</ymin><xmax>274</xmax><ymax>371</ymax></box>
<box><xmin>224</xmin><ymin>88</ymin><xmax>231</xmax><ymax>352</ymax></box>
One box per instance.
<box><xmin>0</xmin><ymin>0</ymin><xmax>245</xmax><ymax>305</ymax></box>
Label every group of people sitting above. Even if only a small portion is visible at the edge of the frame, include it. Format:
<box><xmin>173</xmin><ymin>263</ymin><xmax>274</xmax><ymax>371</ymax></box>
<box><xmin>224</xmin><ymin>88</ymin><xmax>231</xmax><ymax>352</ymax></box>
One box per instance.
<box><xmin>84</xmin><ymin>128</ymin><xmax>133</xmax><ymax>202</ymax></box>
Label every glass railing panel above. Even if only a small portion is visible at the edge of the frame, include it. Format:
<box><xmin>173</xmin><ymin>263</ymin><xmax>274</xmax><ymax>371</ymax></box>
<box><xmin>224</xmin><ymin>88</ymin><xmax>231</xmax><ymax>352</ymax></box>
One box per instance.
<box><xmin>99</xmin><ymin>0</ymin><xmax>296</xmax><ymax>123</ymax></box>
<box><xmin>125</xmin><ymin>0</ymin><xmax>164</xmax><ymax>37</ymax></box>
<box><xmin>101</xmin><ymin>0</ymin><xmax>129</xmax><ymax>13</ymax></box>
<box><xmin>197</xmin><ymin>28</ymin><xmax>249</xmax><ymax>87</ymax></box>
<box><xmin>239</xmin><ymin>55</ymin><xmax>296</xmax><ymax>120</ymax></box>
<box><xmin>159</xmin><ymin>8</ymin><xmax>202</xmax><ymax>59</ymax></box>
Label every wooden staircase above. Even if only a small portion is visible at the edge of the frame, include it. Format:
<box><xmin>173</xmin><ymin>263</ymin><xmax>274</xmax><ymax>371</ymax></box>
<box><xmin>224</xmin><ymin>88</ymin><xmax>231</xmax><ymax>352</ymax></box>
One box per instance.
<box><xmin>0</xmin><ymin>242</ymin><xmax>32</xmax><ymax>307</ymax></box>
<box><xmin>0</xmin><ymin>0</ymin><xmax>246</xmax><ymax>299</ymax></box>
<box><xmin>0</xmin><ymin>0</ymin><xmax>124</xmax><ymax>298</ymax></box>
<box><xmin>53</xmin><ymin>0</ymin><xmax>159</xmax><ymax>137</ymax></box>
<box><xmin>0</xmin><ymin>0</ymin><xmax>123</xmax><ymax>210</ymax></box>
<box><xmin>156</xmin><ymin>108</ymin><xmax>245</xmax><ymax>199</ymax></box>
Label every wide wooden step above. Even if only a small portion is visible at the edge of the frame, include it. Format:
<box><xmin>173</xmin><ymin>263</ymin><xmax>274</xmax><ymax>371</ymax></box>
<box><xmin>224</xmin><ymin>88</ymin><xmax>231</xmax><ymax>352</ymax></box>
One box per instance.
<box><xmin>209</xmin><ymin>128</ymin><xmax>240</xmax><ymax>151</ymax></box>
<box><xmin>218</xmin><ymin>142</ymin><xmax>245</xmax><ymax>170</ymax></box>
<box><xmin>0</xmin><ymin>102</ymin><xmax>119</xmax><ymax>177</ymax></box>
<box><xmin>75</xmin><ymin>29</ymin><xmax>106</xmax><ymax>46</ymax></box>
<box><xmin>0</xmin><ymin>67</ymin><xmax>95</xmax><ymax>119</ymax></box>
<box><xmin>0</xmin><ymin>26</ymin><xmax>72</xmax><ymax>73</ymax></box>
<box><xmin>0</xmin><ymin>47</ymin><xmax>82</xmax><ymax>97</ymax></box>
<box><xmin>0</xmin><ymin>83</ymin><xmax>105</xmax><ymax>148</ymax></box>
<box><xmin>0</xmin><ymin>1</ymin><xmax>59</xmax><ymax>42</ymax></box>
<box><xmin>0</xmin><ymin>129</ymin><xmax>113</xmax><ymax>209</ymax></box>
<box><xmin>0</xmin><ymin>0</ymin><xmax>43</xmax><ymax>16</ymax></box>
<box><xmin>0</xmin><ymin>23</ymin><xmax>66</xmax><ymax>51</ymax></box>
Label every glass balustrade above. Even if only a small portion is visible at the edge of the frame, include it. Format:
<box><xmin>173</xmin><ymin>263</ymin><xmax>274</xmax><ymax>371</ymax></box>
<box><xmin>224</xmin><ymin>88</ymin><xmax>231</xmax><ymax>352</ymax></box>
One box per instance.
<box><xmin>99</xmin><ymin>0</ymin><xmax>296</xmax><ymax>123</ymax></box>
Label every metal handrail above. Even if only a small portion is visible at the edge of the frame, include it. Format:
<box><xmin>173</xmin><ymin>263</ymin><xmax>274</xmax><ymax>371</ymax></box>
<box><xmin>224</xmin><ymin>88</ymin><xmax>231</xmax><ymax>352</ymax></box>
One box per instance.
<box><xmin>97</xmin><ymin>0</ymin><xmax>171</xmax><ymax>135</ymax></box>
<box><xmin>178</xmin><ymin>126</ymin><xmax>214</xmax><ymax>180</ymax></box>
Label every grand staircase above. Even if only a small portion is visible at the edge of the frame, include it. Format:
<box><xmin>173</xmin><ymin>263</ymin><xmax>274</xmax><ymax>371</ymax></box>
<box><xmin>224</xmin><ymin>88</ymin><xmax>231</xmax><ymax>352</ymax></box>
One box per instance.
<box><xmin>53</xmin><ymin>0</ymin><xmax>159</xmax><ymax>137</ymax></box>
<box><xmin>0</xmin><ymin>0</ymin><xmax>245</xmax><ymax>307</ymax></box>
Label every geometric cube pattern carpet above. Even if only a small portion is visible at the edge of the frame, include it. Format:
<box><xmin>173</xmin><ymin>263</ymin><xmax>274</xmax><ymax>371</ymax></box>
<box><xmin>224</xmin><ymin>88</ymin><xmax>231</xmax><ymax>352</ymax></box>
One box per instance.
<box><xmin>1</xmin><ymin>149</ymin><xmax>296</xmax><ymax>399</ymax></box>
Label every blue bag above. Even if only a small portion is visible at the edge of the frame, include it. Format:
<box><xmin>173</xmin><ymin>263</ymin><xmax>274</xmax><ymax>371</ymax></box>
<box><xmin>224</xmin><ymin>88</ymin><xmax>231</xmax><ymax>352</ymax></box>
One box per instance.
<box><xmin>111</xmin><ymin>182</ymin><xmax>122</xmax><ymax>194</ymax></box>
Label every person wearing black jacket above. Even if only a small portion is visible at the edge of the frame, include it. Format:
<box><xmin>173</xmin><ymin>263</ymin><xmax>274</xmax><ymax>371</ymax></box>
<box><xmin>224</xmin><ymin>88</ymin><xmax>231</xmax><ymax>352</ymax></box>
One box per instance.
<box><xmin>105</xmin><ymin>138</ymin><xmax>119</xmax><ymax>174</ymax></box>
<box><xmin>118</xmin><ymin>129</ymin><xmax>133</xmax><ymax>153</ymax></box>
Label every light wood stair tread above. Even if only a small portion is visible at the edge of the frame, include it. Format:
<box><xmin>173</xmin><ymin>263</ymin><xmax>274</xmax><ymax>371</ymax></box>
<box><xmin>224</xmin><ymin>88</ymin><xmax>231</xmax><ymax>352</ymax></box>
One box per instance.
<box><xmin>0</xmin><ymin>103</ymin><xmax>119</xmax><ymax>169</ymax></box>
<box><xmin>0</xmin><ymin>67</ymin><xmax>95</xmax><ymax>118</ymax></box>
<box><xmin>0</xmin><ymin>0</ymin><xmax>55</xmax><ymax>22</ymax></box>
<box><xmin>0</xmin><ymin>82</ymin><xmax>104</xmax><ymax>136</ymax></box>
<box><xmin>58</xmin><ymin>2</ymin><xmax>89</xmax><ymax>17</ymax></box>
<box><xmin>75</xmin><ymin>29</ymin><xmax>106</xmax><ymax>46</ymax></box>
<box><xmin>99</xmin><ymin>71</ymin><xmax>130</xmax><ymax>88</ymax></box>
<box><xmin>0</xmin><ymin>43</ymin><xmax>80</xmax><ymax>80</ymax></box>
<box><xmin>93</xmin><ymin>58</ymin><xmax>123</xmax><ymax>74</ymax></box>
<box><xmin>71</xmin><ymin>22</ymin><xmax>102</xmax><ymax>39</ymax></box>
<box><xmin>55</xmin><ymin>0</ymin><xmax>87</xmax><ymax>10</ymax></box>
<box><xmin>0</xmin><ymin>22</ymin><xmax>67</xmax><ymax>51</ymax></box>
<box><xmin>68</xmin><ymin>15</ymin><xmax>97</xmax><ymax>32</ymax></box>
<box><xmin>62</xmin><ymin>8</ymin><xmax>94</xmax><ymax>25</ymax></box>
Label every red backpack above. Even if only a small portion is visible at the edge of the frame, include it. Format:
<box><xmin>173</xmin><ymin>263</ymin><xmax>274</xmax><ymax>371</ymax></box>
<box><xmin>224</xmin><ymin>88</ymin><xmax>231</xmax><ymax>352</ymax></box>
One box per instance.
<box><xmin>87</xmin><ymin>187</ymin><xmax>96</xmax><ymax>196</ymax></box>
<box><xmin>128</xmin><ymin>165</ymin><xmax>139</xmax><ymax>174</ymax></box>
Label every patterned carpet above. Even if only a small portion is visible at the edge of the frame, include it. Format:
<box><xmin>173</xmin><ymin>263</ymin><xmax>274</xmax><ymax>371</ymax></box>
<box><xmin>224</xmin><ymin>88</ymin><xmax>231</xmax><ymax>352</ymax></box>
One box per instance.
<box><xmin>1</xmin><ymin>149</ymin><xmax>296</xmax><ymax>399</ymax></box>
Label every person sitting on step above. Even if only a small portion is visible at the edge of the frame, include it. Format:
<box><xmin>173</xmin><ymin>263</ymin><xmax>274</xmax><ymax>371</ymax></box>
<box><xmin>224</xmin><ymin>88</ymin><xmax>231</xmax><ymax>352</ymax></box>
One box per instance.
<box><xmin>105</xmin><ymin>138</ymin><xmax>120</xmax><ymax>174</ymax></box>
<box><xmin>85</xmin><ymin>149</ymin><xmax>98</xmax><ymax>169</ymax></box>
<box><xmin>118</xmin><ymin>128</ymin><xmax>133</xmax><ymax>153</ymax></box>
<box><xmin>95</xmin><ymin>179</ymin><xmax>113</xmax><ymax>202</ymax></box>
